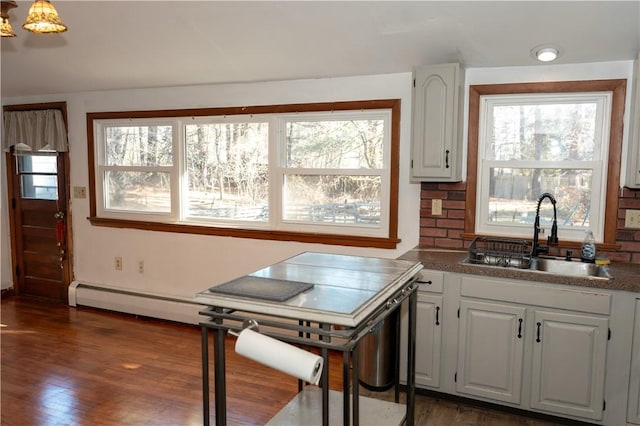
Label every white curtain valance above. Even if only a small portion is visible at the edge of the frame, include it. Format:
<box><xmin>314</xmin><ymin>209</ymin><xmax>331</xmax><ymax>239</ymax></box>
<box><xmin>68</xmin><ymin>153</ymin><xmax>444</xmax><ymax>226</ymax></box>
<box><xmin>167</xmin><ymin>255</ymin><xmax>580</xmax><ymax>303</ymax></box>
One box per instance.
<box><xmin>3</xmin><ymin>109</ymin><xmax>68</xmax><ymax>153</ymax></box>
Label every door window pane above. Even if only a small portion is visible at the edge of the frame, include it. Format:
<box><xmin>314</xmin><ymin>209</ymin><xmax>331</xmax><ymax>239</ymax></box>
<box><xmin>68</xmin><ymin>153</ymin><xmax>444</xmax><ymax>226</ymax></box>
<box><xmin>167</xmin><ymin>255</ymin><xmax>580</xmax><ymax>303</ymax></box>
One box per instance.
<box><xmin>18</xmin><ymin>155</ymin><xmax>58</xmax><ymax>200</ymax></box>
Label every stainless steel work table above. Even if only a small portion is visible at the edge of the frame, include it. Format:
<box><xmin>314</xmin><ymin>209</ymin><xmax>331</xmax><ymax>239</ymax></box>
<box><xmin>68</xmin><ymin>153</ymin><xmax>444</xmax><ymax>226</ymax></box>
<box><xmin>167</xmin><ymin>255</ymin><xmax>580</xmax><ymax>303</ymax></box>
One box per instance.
<box><xmin>195</xmin><ymin>252</ymin><xmax>422</xmax><ymax>426</ymax></box>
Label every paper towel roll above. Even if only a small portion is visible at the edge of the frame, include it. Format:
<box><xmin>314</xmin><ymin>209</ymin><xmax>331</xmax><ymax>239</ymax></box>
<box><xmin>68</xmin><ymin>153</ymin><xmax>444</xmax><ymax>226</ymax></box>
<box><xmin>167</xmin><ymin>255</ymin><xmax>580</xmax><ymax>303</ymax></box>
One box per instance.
<box><xmin>235</xmin><ymin>329</ymin><xmax>323</xmax><ymax>385</ymax></box>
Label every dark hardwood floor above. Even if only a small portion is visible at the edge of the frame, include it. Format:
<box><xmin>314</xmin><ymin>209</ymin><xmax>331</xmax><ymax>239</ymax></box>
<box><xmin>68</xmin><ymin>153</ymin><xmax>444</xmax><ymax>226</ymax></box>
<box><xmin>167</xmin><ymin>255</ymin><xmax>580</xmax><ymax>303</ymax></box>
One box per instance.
<box><xmin>1</xmin><ymin>296</ymin><xmax>565</xmax><ymax>425</ymax></box>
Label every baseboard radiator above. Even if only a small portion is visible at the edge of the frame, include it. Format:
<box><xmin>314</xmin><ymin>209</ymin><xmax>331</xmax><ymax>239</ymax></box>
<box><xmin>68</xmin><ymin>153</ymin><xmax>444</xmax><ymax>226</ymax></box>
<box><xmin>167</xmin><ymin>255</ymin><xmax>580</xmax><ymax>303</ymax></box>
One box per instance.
<box><xmin>68</xmin><ymin>281</ymin><xmax>206</xmax><ymax>325</ymax></box>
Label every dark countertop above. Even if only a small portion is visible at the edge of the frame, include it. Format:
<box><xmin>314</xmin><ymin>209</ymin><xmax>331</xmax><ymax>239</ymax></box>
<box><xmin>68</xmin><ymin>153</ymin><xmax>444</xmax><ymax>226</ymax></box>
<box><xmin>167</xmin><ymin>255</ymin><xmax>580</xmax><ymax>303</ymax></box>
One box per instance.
<box><xmin>399</xmin><ymin>247</ymin><xmax>640</xmax><ymax>294</ymax></box>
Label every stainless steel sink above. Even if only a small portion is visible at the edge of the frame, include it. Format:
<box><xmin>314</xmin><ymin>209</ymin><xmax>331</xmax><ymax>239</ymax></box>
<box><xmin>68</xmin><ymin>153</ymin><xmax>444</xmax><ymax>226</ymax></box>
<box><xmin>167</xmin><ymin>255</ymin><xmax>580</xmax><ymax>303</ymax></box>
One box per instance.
<box><xmin>529</xmin><ymin>257</ymin><xmax>611</xmax><ymax>280</ymax></box>
<box><xmin>461</xmin><ymin>255</ymin><xmax>612</xmax><ymax>280</ymax></box>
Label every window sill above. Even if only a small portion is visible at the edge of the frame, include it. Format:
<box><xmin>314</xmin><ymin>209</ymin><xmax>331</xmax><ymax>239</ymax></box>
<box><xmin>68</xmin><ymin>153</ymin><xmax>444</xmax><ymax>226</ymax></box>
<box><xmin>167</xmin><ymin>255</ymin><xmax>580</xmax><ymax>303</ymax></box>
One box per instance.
<box><xmin>88</xmin><ymin>216</ymin><xmax>401</xmax><ymax>249</ymax></box>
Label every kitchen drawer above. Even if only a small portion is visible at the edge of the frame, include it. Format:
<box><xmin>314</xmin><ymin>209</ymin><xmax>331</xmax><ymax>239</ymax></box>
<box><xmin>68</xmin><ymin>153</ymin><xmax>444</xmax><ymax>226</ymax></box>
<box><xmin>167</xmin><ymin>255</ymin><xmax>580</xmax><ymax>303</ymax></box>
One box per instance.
<box><xmin>415</xmin><ymin>270</ymin><xmax>444</xmax><ymax>293</ymax></box>
<box><xmin>460</xmin><ymin>275</ymin><xmax>611</xmax><ymax>315</ymax></box>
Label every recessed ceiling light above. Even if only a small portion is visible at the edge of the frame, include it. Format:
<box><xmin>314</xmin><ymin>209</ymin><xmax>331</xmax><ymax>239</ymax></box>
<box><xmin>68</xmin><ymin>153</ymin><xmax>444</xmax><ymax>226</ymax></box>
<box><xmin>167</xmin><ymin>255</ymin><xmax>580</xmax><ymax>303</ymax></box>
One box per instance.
<box><xmin>530</xmin><ymin>45</ymin><xmax>562</xmax><ymax>63</ymax></box>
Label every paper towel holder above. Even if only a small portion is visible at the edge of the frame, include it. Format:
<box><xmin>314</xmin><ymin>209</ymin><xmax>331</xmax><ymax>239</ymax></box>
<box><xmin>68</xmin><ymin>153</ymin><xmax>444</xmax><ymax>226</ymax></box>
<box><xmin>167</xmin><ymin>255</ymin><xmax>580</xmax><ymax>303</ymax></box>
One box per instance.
<box><xmin>228</xmin><ymin>319</ymin><xmax>259</xmax><ymax>337</ymax></box>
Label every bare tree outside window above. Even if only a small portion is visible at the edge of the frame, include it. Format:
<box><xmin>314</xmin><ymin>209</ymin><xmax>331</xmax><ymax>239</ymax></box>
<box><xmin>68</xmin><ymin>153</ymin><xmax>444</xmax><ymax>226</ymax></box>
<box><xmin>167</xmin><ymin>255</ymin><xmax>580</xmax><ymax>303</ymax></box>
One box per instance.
<box><xmin>283</xmin><ymin>118</ymin><xmax>385</xmax><ymax>225</ymax></box>
<box><xmin>104</xmin><ymin>125</ymin><xmax>173</xmax><ymax>213</ymax></box>
<box><xmin>185</xmin><ymin>122</ymin><xmax>268</xmax><ymax>221</ymax></box>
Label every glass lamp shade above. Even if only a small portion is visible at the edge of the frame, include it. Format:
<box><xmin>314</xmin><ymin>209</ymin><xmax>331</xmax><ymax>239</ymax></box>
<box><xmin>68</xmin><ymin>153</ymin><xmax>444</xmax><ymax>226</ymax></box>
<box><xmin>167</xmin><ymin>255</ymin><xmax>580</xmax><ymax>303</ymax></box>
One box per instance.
<box><xmin>22</xmin><ymin>0</ymin><xmax>67</xmax><ymax>34</ymax></box>
<box><xmin>1</xmin><ymin>16</ymin><xmax>15</xmax><ymax>37</ymax></box>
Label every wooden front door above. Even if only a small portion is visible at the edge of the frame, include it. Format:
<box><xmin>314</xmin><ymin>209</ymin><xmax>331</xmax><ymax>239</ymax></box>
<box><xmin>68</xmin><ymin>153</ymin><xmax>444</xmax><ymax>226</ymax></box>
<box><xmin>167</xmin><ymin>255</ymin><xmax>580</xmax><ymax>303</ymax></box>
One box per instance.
<box><xmin>6</xmin><ymin>151</ymin><xmax>71</xmax><ymax>302</ymax></box>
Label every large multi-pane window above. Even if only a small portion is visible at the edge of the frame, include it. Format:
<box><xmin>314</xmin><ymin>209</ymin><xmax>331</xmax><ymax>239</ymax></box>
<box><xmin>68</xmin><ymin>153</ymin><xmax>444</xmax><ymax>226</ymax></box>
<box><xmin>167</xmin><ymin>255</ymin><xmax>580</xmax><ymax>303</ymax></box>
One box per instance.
<box><xmin>91</xmin><ymin>101</ymin><xmax>397</xmax><ymax>244</ymax></box>
<box><xmin>476</xmin><ymin>92</ymin><xmax>612</xmax><ymax>242</ymax></box>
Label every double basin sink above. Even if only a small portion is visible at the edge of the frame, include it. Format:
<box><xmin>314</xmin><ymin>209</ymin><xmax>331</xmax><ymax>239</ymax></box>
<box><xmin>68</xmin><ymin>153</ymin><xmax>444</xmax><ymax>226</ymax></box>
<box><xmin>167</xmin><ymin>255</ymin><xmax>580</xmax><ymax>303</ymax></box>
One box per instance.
<box><xmin>463</xmin><ymin>255</ymin><xmax>612</xmax><ymax>280</ymax></box>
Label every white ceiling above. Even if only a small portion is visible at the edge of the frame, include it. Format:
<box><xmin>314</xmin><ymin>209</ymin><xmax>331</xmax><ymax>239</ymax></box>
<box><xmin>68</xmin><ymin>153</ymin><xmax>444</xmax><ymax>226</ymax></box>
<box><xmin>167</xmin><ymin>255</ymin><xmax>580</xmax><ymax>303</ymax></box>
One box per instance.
<box><xmin>1</xmin><ymin>1</ymin><xmax>639</xmax><ymax>98</ymax></box>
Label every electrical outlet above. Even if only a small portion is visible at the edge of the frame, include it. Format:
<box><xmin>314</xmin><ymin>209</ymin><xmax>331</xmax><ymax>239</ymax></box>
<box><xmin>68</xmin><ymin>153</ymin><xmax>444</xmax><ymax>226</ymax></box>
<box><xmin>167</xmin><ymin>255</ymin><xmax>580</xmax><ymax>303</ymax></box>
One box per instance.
<box><xmin>138</xmin><ymin>260</ymin><xmax>144</xmax><ymax>274</ymax></box>
<box><xmin>432</xmin><ymin>199</ymin><xmax>443</xmax><ymax>216</ymax></box>
<box><xmin>625</xmin><ymin>209</ymin><xmax>640</xmax><ymax>229</ymax></box>
<box><xmin>115</xmin><ymin>256</ymin><xmax>123</xmax><ymax>271</ymax></box>
<box><xmin>73</xmin><ymin>186</ymin><xmax>87</xmax><ymax>199</ymax></box>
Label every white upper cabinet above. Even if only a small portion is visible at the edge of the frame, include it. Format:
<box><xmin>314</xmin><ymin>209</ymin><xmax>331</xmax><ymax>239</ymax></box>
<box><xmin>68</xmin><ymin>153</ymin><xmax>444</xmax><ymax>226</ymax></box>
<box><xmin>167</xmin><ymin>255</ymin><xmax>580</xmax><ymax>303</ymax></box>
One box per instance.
<box><xmin>627</xmin><ymin>54</ymin><xmax>640</xmax><ymax>187</ymax></box>
<box><xmin>410</xmin><ymin>63</ymin><xmax>463</xmax><ymax>182</ymax></box>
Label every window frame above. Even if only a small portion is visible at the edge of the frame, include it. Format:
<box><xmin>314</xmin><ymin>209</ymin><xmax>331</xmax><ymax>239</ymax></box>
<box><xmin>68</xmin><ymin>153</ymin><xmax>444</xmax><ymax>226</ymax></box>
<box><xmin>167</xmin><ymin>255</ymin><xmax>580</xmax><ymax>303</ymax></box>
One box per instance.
<box><xmin>475</xmin><ymin>92</ymin><xmax>612</xmax><ymax>242</ymax></box>
<box><xmin>95</xmin><ymin>118</ymin><xmax>179</xmax><ymax>220</ymax></box>
<box><xmin>465</xmin><ymin>80</ymin><xmax>626</xmax><ymax>249</ymax></box>
<box><xmin>87</xmin><ymin>99</ymin><xmax>401</xmax><ymax>249</ymax></box>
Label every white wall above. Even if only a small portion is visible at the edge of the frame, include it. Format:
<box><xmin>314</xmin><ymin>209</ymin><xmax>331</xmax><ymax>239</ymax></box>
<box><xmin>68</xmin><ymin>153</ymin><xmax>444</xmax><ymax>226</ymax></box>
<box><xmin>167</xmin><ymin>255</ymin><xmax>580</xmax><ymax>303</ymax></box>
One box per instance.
<box><xmin>1</xmin><ymin>73</ymin><xmax>421</xmax><ymax>300</ymax></box>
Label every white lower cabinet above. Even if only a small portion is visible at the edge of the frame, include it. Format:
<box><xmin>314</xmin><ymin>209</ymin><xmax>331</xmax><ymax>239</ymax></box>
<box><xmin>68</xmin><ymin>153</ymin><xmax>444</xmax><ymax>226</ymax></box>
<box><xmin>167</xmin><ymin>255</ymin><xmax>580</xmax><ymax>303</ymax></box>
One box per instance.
<box><xmin>400</xmin><ymin>270</ymin><xmax>636</xmax><ymax>425</ymax></box>
<box><xmin>400</xmin><ymin>270</ymin><xmax>444</xmax><ymax>390</ymax></box>
<box><xmin>414</xmin><ymin>292</ymin><xmax>443</xmax><ymax>388</ymax></box>
<box><xmin>455</xmin><ymin>278</ymin><xmax>609</xmax><ymax>421</ymax></box>
<box><xmin>529</xmin><ymin>310</ymin><xmax>608</xmax><ymax>420</ymax></box>
<box><xmin>628</xmin><ymin>299</ymin><xmax>640</xmax><ymax>424</ymax></box>
<box><xmin>456</xmin><ymin>300</ymin><xmax>525</xmax><ymax>404</ymax></box>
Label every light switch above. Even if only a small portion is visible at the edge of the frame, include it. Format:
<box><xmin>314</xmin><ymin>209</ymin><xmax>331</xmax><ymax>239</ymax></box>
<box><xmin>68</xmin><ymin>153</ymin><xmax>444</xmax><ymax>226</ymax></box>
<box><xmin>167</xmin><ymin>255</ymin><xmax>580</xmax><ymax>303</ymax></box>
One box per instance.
<box><xmin>625</xmin><ymin>209</ymin><xmax>640</xmax><ymax>229</ymax></box>
<box><xmin>73</xmin><ymin>186</ymin><xmax>87</xmax><ymax>199</ymax></box>
<box><xmin>432</xmin><ymin>199</ymin><xmax>443</xmax><ymax>216</ymax></box>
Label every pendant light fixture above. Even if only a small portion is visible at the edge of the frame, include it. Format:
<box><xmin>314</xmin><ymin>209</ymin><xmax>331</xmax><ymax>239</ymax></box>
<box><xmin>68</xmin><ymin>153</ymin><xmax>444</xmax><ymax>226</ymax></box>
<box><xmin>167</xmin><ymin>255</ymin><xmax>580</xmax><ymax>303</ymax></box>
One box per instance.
<box><xmin>0</xmin><ymin>0</ymin><xmax>67</xmax><ymax>37</ymax></box>
<box><xmin>0</xmin><ymin>0</ymin><xmax>17</xmax><ymax>37</ymax></box>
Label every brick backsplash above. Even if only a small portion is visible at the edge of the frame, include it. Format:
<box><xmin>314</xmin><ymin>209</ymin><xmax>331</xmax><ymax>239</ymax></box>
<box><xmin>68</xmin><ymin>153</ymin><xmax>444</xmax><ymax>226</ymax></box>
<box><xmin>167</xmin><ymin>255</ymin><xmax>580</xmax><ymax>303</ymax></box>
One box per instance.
<box><xmin>420</xmin><ymin>183</ymin><xmax>640</xmax><ymax>264</ymax></box>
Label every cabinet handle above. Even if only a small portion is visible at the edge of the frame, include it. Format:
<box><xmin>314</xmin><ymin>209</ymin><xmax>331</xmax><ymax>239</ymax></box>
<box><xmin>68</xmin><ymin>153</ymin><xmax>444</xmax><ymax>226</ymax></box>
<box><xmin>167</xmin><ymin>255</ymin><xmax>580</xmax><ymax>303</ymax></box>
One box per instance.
<box><xmin>536</xmin><ymin>322</ymin><xmax>542</xmax><ymax>342</ymax></box>
<box><xmin>417</xmin><ymin>280</ymin><xmax>432</xmax><ymax>285</ymax></box>
<box><xmin>517</xmin><ymin>318</ymin><xmax>523</xmax><ymax>339</ymax></box>
<box><xmin>435</xmin><ymin>306</ymin><xmax>440</xmax><ymax>326</ymax></box>
<box><xmin>445</xmin><ymin>150</ymin><xmax>450</xmax><ymax>169</ymax></box>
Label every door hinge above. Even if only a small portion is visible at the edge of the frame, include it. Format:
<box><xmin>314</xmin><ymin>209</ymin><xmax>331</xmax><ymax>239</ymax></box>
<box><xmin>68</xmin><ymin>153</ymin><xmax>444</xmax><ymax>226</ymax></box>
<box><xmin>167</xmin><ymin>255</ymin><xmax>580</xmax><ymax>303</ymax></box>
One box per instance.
<box><xmin>603</xmin><ymin>399</ymin><xmax>606</xmax><ymax>411</ymax></box>
<box><xmin>457</xmin><ymin>307</ymin><xmax>460</xmax><ymax>318</ymax></box>
<box><xmin>413</xmin><ymin>78</ymin><xmax>416</xmax><ymax>88</ymax></box>
<box><xmin>454</xmin><ymin>372</ymin><xmax>457</xmax><ymax>383</ymax></box>
<box><xmin>411</xmin><ymin>159</ymin><xmax>413</xmax><ymax>169</ymax></box>
<box><xmin>11</xmin><ymin>198</ymin><xmax>16</xmax><ymax>209</ymax></box>
<box><xmin>608</xmin><ymin>328</ymin><xmax>611</xmax><ymax>340</ymax></box>
<box><xmin>15</xmin><ymin>265</ymin><xmax>19</xmax><ymax>277</ymax></box>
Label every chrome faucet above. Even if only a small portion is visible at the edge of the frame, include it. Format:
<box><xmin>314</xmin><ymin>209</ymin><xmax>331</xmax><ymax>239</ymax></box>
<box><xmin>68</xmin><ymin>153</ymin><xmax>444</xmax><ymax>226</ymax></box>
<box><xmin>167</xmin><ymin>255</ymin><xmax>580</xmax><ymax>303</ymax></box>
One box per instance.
<box><xmin>531</xmin><ymin>192</ymin><xmax>559</xmax><ymax>257</ymax></box>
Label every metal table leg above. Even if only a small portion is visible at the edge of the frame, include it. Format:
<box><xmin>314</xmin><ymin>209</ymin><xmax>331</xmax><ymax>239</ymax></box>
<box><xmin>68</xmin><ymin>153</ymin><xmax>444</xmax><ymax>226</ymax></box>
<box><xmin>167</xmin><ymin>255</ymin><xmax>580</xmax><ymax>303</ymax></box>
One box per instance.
<box><xmin>394</xmin><ymin>308</ymin><xmax>401</xmax><ymax>403</ymax></box>
<box><xmin>320</xmin><ymin>323</ymin><xmax>330</xmax><ymax>426</ymax></box>
<box><xmin>342</xmin><ymin>350</ymin><xmax>350</xmax><ymax>426</ymax></box>
<box><xmin>213</xmin><ymin>326</ymin><xmax>227</xmax><ymax>425</ymax></box>
<box><xmin>352</xmin><ymin>344</ymin><xmax>359</xmax><ymax>426</ymax></box>
<box><xmin>201</xmin><ymin>326</ymin><xmax>210</xmax><ymax>426</ymax></box>
<box><xmin>406</xmin><ymin>288</ymin><xmax>417</xmax><ymax>426</ymax></box>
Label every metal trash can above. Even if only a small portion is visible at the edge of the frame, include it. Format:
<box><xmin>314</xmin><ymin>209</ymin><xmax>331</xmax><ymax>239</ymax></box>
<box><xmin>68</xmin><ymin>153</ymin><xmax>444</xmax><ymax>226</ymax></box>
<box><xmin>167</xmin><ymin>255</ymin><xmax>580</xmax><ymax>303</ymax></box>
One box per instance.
<box><xmin>357</xmin><ymin>311</ymin><xmax>398</xmax><ymax>391</ymax></box>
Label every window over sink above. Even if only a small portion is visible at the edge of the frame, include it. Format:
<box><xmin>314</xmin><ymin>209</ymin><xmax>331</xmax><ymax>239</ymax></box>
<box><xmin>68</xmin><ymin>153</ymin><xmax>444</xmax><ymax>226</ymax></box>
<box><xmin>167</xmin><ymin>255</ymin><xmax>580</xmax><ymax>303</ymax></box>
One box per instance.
<box><xmin>467</xmin><ymin>80</ymin><xmax>626</xmax><ymax>246</ymax></box>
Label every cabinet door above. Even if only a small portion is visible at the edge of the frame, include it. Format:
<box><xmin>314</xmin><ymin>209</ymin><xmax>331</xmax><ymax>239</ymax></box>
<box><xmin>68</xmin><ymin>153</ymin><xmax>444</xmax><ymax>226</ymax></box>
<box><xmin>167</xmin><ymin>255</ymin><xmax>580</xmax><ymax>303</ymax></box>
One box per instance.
<box><xmin>530</xmin><ymin>310</ymin><xmax>608</xmax><ymax>420</ymax></box>
<box><xmin>411</xmin><ymin>63</ymin><xmax>460</xmax><ymax>181</ymax></box>
<box><xmin>414</xmin><ymin>293</ymin><xmax>443</xmax><ymax>388</ymax></box>
<box><xmin>628</xmin><ymin>300</ymin><xmax>640</xmax><ymax>424</ymax></box>
<box><xmin>456</xmin><ymin>299</ymin><xmax>526</xmax><ymax>404</ymax></box>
